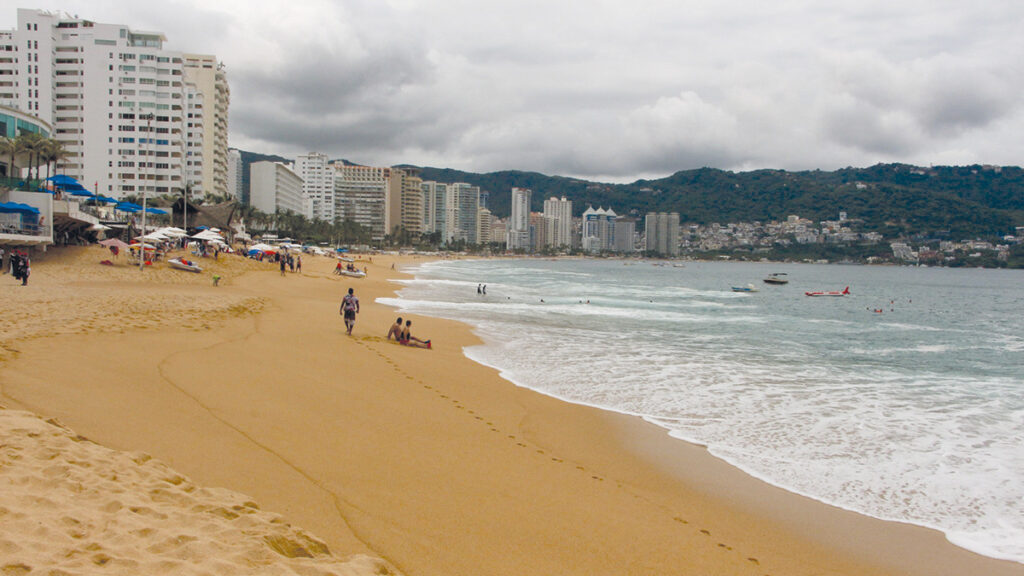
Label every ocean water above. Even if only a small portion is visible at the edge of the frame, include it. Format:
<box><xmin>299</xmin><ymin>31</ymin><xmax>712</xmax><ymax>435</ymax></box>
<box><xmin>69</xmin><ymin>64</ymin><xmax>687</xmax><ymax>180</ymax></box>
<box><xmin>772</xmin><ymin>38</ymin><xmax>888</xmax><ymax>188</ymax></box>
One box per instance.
<box><xmin>379</xmin><ymin>258</ymin><xmax>1024</xmax><ymax>563</ymax></box>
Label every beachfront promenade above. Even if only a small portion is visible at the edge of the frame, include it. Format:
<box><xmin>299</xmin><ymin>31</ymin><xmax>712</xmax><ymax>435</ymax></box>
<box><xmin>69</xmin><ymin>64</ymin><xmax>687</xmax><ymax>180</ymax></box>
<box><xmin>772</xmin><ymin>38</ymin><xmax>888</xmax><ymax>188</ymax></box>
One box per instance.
<box><xmin>1</xmin><ymin>246</ymin><xmax>1021</xmax><ymax>576</ymax></box>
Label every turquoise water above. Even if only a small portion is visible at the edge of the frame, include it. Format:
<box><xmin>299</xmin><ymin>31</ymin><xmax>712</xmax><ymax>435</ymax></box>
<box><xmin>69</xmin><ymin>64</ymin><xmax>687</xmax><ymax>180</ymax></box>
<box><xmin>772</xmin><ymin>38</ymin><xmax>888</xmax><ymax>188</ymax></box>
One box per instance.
<box><xmin>380</xmin><ymin>259</ymin><xmax>1024</xmax><ymax>563</ymax></box>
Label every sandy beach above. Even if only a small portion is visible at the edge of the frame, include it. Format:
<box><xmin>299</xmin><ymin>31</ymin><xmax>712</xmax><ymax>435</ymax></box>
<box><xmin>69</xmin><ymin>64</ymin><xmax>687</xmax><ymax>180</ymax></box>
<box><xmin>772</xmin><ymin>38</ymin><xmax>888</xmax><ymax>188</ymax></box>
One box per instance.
<box><xmin>1</xmin><ymin>246</ymin><xmax>1021</xmax><ymax>575</ymax></box>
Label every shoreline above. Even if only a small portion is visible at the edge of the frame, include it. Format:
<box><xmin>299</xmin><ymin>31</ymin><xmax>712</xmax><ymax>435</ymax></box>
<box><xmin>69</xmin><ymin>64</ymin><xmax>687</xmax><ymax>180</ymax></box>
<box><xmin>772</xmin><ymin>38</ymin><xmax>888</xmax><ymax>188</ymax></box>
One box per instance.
<box><xmin>384</xmin><ymin>256</ymin><xmax>1024</xmax><ymax>572</ymax></box>
<box><xmin>1</xmin><ymin>247</ymin><xmax>1021</xmax><ymax>575</ymax></box>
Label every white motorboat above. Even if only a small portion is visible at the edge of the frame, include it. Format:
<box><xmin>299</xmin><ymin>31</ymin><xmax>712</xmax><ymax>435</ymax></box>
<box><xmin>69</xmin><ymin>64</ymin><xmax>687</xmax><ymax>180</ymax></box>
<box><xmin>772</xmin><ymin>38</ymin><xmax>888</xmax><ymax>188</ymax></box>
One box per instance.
<box><xmin>168</xmin><ymin>257</ymin><xmax>202</xmax><ymax>273</ymax></box>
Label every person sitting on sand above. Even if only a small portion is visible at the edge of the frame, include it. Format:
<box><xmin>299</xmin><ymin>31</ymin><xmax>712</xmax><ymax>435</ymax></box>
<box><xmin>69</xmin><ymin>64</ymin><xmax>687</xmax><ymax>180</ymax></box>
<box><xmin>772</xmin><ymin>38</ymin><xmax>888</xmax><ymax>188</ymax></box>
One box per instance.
<box><xmin>386</xmin><ymin>317</ymin><xmax>404</xmax><ymax>341</ymax></box>
<box><xmin>400</xmin><ymin>320</ymin><xmax>430</xmax><ymax>349</ymax></box>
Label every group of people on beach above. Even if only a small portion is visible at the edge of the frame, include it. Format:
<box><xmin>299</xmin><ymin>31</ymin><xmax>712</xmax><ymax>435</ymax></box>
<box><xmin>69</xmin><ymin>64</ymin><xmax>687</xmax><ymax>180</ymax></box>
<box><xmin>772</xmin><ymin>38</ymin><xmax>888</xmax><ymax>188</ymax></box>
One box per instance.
<box><xmin>339</xmin><ymin>287</ymin><xmax>430</xmax><ymax>348</ymax></box>
<box><xmin>2</xmin><ymin>248</ymin><xmax>30</xmax><ymax>286</ymax></box>
<box><xmin>387</xmin><ymin>317</ymin><xmax>431</xmax><ymax>348</ymax></box>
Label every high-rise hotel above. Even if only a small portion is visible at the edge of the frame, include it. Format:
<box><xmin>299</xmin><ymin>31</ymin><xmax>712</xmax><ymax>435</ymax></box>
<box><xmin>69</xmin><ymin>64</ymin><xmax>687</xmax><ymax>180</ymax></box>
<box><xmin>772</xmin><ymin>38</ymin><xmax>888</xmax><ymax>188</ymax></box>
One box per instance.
<box><xmin>0</xmin><ymin>8</ymin><xmax>229</xmax><ymax>199</ymax></box>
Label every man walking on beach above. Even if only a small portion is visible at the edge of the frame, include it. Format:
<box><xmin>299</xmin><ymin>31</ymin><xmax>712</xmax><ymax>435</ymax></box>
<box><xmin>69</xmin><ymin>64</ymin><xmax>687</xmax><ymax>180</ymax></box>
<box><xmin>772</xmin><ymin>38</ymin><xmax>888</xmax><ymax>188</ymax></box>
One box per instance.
<box><xmin>341</xmin><ymin>288</ymin><xmax>360</xmax><ymax>335</ymax></box>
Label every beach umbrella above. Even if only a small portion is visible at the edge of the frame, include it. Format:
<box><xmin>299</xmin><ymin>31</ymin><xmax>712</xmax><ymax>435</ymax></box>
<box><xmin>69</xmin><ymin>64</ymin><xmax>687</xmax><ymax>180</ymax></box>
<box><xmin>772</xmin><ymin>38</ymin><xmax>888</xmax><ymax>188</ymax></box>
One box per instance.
<box><xmin>95</xmin><ymin>195</ymin><xmax>119</xmax><ymax>203</ymax></box>
<box><xmin>98</xmin><ymin>238</ymin><xmax>131</xmax><ymax>256</ymax></box>
<box><xmin>145</xmin><ymin>207</ymin><xmax>168</xmax><ymax>215</ymax></box>
<box><xmin>0</xmin><ymin>202</ymin><xmax>40</xmax><ymax>215</ymax></box>
<box><xmin>191</xmin><ymin>229</ymin><xmax>224</xmax><ymax>241</ymax></box>
<box><xmin>136</xmin><ymin>232</ymin><xmax>169</xmax><ymax>242</ymax></box>
<box><xmin>156</xmin><ymin>227</ymin><xmax>187</xmax><ymax>237</ymax></box>
<box><xmin>67</xmin><ymin>188</ymin><xmax>96</xmax><ymax>198</ymax></box>
<box><xmin>115</xmin><ymin>202</ymin><xmax>143</xmax><ymax>213</ymax></box>
<box><xmin>47</xmin><ymin>175</ymin><xmax>81</xmax><ymax>186</ymax></box>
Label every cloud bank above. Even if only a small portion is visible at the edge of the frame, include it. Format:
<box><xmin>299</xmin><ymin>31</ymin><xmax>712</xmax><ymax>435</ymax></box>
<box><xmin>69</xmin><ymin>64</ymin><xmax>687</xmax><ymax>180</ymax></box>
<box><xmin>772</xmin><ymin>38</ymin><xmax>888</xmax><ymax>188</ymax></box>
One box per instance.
<box><xmin>10</xmin><ymin>0</ymin><xmax>1024</xmax><ymax>181</ymax></box>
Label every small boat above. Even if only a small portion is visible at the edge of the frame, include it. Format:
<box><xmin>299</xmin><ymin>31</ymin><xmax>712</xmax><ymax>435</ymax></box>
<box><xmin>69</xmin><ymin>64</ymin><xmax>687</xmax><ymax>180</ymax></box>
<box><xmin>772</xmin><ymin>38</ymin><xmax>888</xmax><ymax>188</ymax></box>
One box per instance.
<box><xmin>338</xmin><ymin>269</ymin><xmax>366</xmax><ymax>278</ymax></box>
<box><xmin>805</xmin><ymin>286</ymin><xmax>850</xmax><ymax>297</ymax></box>
<box><xmin>731</xmin><ymin>283</ymin><xmax>759</xmax><ymax>293</ymax></box>
<box><xmin>763</xmin><ymin>273</ymin><xmax>789</xmax><ymax>285</ymax></box>
<box><xmin>168</xmin><ymin>257</ymin><xmax>202</xmax><ymax>273</ymax></box>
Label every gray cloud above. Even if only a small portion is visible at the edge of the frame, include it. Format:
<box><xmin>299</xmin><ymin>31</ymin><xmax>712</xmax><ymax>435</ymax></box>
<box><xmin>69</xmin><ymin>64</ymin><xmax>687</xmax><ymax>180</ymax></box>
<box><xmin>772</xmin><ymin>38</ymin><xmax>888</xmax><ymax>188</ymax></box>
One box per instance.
<box><xmin>9</xmin><ymin>0</ymin><xmax>1024</xmax><ymax>180</ymax></box>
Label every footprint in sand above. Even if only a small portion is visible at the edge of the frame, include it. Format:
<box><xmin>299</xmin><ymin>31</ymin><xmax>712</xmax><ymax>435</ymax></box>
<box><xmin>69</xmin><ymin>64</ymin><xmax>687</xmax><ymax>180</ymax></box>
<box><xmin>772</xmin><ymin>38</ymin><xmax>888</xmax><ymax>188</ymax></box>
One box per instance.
<box><xmin>700</xmin><ymin>529</ymin><xmax>710</xmax><ymax>535</ymax></box>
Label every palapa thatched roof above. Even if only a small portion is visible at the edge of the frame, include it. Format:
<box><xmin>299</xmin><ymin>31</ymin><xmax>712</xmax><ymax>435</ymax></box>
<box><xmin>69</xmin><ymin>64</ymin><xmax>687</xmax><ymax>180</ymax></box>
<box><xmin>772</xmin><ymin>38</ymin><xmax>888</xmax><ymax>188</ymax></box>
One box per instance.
<box><xmin>171</xmin><ymin>199</ymin><xmax>238</xmax><ymax>231</ymax></box>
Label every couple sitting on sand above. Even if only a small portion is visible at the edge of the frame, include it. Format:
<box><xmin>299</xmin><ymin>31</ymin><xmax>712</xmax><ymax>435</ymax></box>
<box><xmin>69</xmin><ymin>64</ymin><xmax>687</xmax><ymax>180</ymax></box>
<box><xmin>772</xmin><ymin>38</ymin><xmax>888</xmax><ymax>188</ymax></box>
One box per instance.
<box><xmin>387</xmin><ymin>317</ymin><xmax>431</xmax><ymax>349</ymax></box>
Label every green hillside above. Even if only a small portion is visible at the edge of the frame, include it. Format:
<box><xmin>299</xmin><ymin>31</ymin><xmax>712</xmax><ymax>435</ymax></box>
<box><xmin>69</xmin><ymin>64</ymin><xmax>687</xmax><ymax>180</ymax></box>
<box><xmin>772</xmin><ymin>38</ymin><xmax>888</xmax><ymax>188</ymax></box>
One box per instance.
<box><xmin>417</xmin><ymin>163</ymin><xmax>1024</xmax><ymax>239</ymax></box>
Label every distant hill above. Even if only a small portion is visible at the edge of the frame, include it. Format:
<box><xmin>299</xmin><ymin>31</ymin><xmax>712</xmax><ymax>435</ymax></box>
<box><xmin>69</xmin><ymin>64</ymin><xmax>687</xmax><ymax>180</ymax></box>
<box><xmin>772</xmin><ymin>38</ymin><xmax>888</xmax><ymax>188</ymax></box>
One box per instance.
<box><xmin>416</xmin><ymin>163</ymin><xmax>1024</xmax><ymax>239</ymax></box>
<box><xmin>236</xmin><ymin>150</ymin><xmax>1024</xmax><ymax>239</ymax></box>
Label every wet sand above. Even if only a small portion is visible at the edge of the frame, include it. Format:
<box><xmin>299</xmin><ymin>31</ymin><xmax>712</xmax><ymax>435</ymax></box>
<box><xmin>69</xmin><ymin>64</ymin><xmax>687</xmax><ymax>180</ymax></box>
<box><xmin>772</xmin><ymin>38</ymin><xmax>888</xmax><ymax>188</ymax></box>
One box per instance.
<box><xmin>1</xmin><ymin>246</ymin><xmax>1020</xmax><ymax>575</ymax></box>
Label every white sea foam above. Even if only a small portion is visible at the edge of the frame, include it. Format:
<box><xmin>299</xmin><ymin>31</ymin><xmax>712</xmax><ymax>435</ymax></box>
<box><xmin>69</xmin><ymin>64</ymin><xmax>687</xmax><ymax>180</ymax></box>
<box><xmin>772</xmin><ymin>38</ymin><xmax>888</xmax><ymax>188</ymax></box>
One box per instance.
<box><xmin>392</xmin><ymin>259</ymin><xmax>1024</xmax><ymax>564</ymax></box>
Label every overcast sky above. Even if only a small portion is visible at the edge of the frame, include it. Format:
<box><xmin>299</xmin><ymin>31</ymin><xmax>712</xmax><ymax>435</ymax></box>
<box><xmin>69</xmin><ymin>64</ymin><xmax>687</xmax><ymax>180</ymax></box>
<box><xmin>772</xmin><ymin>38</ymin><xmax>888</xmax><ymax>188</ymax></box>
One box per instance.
<box><xmin>9</xmin><ymin>1</ymin><xmax>1024</xmax><ymax>182</ymax></box>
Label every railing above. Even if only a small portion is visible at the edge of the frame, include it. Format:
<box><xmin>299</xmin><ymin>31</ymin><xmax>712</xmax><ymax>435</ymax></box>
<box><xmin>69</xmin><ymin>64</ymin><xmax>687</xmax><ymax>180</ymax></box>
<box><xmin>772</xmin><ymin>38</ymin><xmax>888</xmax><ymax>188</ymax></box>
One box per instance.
<box><xmin>0</xmin><ymin>176</ymin><xmax>46</xmax><ymax>191</ymax></box>
<box><xmin>0</xmin><ymin>222</ymin><xmax>51</xmax><ymax>237</ymax></box>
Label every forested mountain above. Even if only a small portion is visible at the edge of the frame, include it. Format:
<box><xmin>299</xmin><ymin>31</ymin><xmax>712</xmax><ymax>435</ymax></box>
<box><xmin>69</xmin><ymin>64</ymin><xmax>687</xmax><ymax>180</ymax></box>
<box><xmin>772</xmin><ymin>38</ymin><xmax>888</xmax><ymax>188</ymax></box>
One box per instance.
<box><xmin>235</xmin><ymin>150</ymin><xmax>1023</xmax><ymax>240</ymax></box>
<box><xmin>417</xmin><ymin>163</ymin><xmax>1024</xmax><ymax>239</ymax></box>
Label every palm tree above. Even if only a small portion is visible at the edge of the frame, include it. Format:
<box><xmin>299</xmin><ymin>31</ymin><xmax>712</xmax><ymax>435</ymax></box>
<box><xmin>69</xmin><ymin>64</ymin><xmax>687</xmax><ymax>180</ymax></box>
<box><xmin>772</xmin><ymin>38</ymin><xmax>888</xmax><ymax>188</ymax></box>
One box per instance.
<box><xmin>0</xmin><ymin>136</ymin><xmax>23</xmax><ymax>180</ymax></box>
<box><xmin>39</xmin><ymin>139</ymin><xmax>69</xmax><ymax>181</ymax></box>
<box><xmin>16</xmin><ymin>132</ymin><xmax>46</xmax><ymax>182</ymax></box>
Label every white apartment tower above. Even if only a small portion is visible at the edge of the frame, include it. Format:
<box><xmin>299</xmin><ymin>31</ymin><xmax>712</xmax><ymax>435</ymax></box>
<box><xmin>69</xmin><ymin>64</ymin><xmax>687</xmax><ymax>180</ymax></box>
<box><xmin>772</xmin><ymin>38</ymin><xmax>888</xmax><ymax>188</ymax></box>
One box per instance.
<box><xmin>388</xmin><ymin>167</ymin><xmax>423</xmax><ymax>237</ymax></box>
<box><xmin>250</xmin><ymin>161</ymin><xmax>303</xmax><ymax>216</ymax></box>
<box><xmin>294</xmin><ymin>152</ymin><xmax>334</xmax><ymax>222</ymax></box>
<box><xmin>183</xmin><ymin>53</ymin><xmax>229</xmax><ymax>198</ymax></box>
<box><xmin>446</xmin><ymin>182</ymin><xmax>481</xmax><ymax>245</ymax></box>
<box><xmin>335</xmin><ymin>164</ymin><xmax>389</xmax><ymax>242</ymax></box>
<box><xmin>507</xmin><ymin>187</ymin><xmax>532</xmax><ymax>251</ymax></box>
<box><xmin>543</xmin><ymin>196</ymin><xmax>572</xmax><ymax>249</ymax></box>
<box><xmin>226</xmin><ymin>148</ymin><xmax>243</xmax><ymax>202</ymax></box>
<box><xmin>1</xmin><ymin>9</ymin><xmax>228</xmax><ymax>199</ymax></box>
<box><xmin>581</xmin><ymin>206</ymin><xmax>617</xmax><ymax>253</ymax></box>
<box><xmin>421</xmin><ymin>180</ymin><xmax>447</xmax><ymax>238</ymax></box>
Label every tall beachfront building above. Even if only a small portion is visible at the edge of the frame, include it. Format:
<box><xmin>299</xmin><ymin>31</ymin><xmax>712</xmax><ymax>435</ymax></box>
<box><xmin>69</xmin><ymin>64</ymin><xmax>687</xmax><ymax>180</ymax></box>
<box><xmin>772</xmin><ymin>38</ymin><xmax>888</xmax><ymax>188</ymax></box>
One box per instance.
<box><xmin>226</xmin><ymin>148</ymin><xmax>243</xmax><ymax>202</ymax></box>
<box><xmin>294</xmin><ymin>152</ymin><xmax>334</xmax><ymax>222</ymax></box>
<box><xmin>645</xmin><ymin>211</ymin><xmax>680</xmax><ymax>256</ymax></box>
<box><xmin>581</xmin><ymin>206</ymin><xmax>617</xmax><ymax>253</ymax></box>
<box><xmin>420</xmin><ymin>180</ymin><xmax>447</xmax><ymax>239</ymax></box>
<box><xmin>0</xmin><ymin>8</ymin><xmax>228</xmax><ymax>198</ymax></box>
<box><xmin>507</xmin><ymin>187</ymin><xmax>532</xmax><ymax>251</ymax></box>
<box><xmin>388</xmin><ymin>166</ymin><xmax>423</xmax><ymax>237</ymax></box>
<box><xmin>445</xmin><ymin>182</ymin><xmax>481</xmax><ymax>245</ymax></box>
<box><xmin>543</xmin><ymin>195</ymin><xmax>572</xmax><ymax>249</ymax></box>
<box><xmin>335</xmin><ymin>164</ymin><xmax>388</xmax><ymax>242</ymax></box>
<box><xmin>250</xmin><ymin>161</ymin><xmax>303</xmax><ymax>215</ymax></box>
<box><xmin>183</xmin><ymin>54</ymin><xmax>230</xmax><ymax>199</ymax></box>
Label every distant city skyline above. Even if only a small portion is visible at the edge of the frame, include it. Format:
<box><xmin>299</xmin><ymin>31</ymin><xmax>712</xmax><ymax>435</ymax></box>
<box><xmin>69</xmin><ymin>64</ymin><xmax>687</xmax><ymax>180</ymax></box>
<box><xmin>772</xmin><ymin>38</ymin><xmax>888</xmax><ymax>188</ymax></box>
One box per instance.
<box><xmin>8</xmin><ymin>1</ymin><xmax>1024</xmax><ymax>183</ymax></box>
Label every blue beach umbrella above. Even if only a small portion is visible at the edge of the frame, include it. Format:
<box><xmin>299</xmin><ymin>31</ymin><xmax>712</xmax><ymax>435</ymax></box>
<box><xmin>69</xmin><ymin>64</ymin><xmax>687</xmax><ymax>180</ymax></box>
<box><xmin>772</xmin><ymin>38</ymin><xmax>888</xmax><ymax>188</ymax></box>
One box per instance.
<box><xmin>145</xmin><ymin>207</ymin><xmax>168</xmax><ymax>215</ymax></box>
<box><xmin>0</xmin><ymin>201</ymin><xmax>41</xmax><ymax>214</ymax></box>
<box><xmin>46</xmin><ymin>175</ymin><xmax>81</xmax><ymax>186</ymax></box>
<box><xmin>115</xmin><ymin>202</ymin><xmax>142</xmax><ymax>213</ymax></box>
